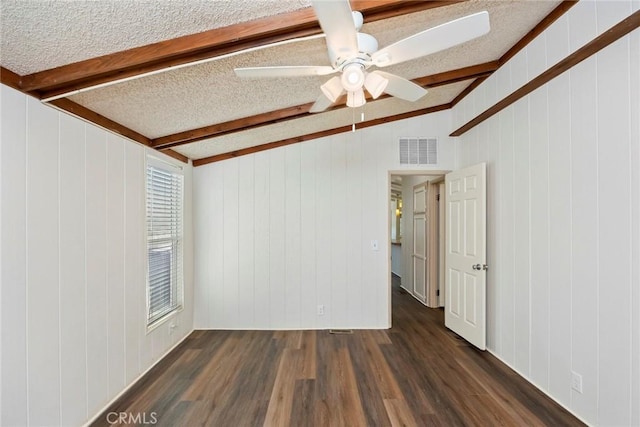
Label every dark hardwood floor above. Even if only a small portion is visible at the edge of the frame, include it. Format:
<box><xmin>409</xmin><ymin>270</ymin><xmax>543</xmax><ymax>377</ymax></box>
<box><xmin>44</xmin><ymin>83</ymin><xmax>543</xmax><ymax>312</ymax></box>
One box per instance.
<box><xmin>93</xmin><ymin>277</ymin><xmax>584</xmax><ymax>426</ymax></box>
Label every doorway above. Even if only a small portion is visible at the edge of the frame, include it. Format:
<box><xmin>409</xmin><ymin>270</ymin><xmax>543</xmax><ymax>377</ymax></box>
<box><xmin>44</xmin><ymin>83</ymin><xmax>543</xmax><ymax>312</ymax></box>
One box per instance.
<box><xmin>388</xmin><ymin>171</ymin><xmax>448</xmax><ymax>321</ymax></box>
<box><xmin>388</xmin><ymin>164</ymin><xmax>488</xmax><ymax>351</ymax></box>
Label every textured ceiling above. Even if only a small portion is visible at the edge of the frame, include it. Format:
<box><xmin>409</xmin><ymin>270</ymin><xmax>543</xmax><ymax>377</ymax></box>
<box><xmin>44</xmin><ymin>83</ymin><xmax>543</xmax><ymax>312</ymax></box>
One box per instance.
<box><xmin>0</xmin><ymin>0</ymin><xmax>562</xmax><ymax>162</ymax></box>
<box><xmin>1</xmin><ymin>0</ymin><xmax>311</xmax><ymax>75</ymax></box>
<box><xmin>177</xmin><ymin>79</ymin><xmax>474</xmax><ymax>160</ymax></box>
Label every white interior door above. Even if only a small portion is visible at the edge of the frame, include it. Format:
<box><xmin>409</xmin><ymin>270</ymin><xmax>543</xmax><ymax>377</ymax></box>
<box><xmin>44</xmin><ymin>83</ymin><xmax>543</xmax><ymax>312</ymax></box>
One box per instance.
<box><xmin>438</xmin><ymin>182</ymin><xmax>446</xmax><ymax>308</ymax></box>
<box><xmin>444</xmin><ymin>163</ymin><xmax>487</xmax><ymax>350</ymax></box>
<box><xmin>412</xmin><ymin>182</ymin><xmax>428</xmax><ymax>303</ymax></box>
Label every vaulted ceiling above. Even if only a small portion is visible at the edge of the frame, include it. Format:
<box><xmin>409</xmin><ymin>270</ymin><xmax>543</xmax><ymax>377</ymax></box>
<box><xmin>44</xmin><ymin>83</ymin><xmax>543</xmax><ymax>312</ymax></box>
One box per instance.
<box><xmin>1</xmin><ymin>0</ymin><xmax>573</xmax><ymax>165</ymax></box>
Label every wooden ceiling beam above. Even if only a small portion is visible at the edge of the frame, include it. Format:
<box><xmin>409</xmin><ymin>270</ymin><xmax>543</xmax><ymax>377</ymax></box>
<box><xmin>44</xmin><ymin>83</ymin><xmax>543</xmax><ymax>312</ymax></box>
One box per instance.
<box><xmin>498</xmin><ymin>0</ymin><xmax>579</xmax><ymax>66</ymax></box>
<box><xmin>48</xmin><ymin>98</ymin><xmax>152</xmax><ymax>146</ymax></box>
<box><xmin>450</xmin><ymin>10</ymin><xmax>640</xmax><ymax>136</ymax></box>
<box><xmin>153</xmin><ymin>103</ymin><xmax>314</xmax><ymax>149</ymax></box>
<box><xmin>48</xmin><ymin>99</ymin><xmax>188</xmax><ymax>162</ymax></box>
<box><xmin>192</xmin><ymin>103</ymin><xmax>451</xmax><ymax>166</ymax></box>
<box><xmin>414</xmin><ymin>61</ymin><xmax>497</xmax><ymax>88</ymax></box>
<box><xmin>449</xmin><ymin>0</ymin><xmax>578</xmax><ymax>110</ymax></box>
<box><xmin>21</xmin><ymin>0</ymin><xmax>464</xmax><ymax>95</ymax></box>
<box><xmin>0</xmin><ymin>66</ymin><xmax>23</xmax><ymax>92</ymax></box>
<box><xmin>152</xmin><ymin>61</ymin><xmax>494</xmax><ymax>150</ymax></box>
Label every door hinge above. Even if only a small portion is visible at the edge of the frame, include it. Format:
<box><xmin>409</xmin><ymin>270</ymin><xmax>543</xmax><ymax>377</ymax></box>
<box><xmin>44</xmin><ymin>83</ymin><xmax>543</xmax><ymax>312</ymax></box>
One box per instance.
<box><xmin>436</xmin><ymin>194</ymin><xmax>440</xmax><ymax>201</ymax></box>
<box><xmin>436</xmin><ymin>290</ymin><xmax>440</xmax><ymax>296</ymax></box>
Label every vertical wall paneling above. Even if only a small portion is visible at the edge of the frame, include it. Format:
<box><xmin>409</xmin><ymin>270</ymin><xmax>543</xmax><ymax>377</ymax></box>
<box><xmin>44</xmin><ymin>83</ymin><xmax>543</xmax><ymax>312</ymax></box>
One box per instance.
<box><xmin>1</xmin><ymin>85</ymin><xmax>194</xmax><ymax>426</ymax></box>
<box><xmin>568</xmin><ymin>1</ymin><xmax>597</xmax><ymax>55</ymax></box>
<box><xmin>315</xmin><ymin>140</ymin><xmax>333</xmax><ymax>328</ymax></box>
<box><xmin>85</xmin><ymin>124</ymin><xmax>109</xmax><ymax>416</ymax></box>
<box><xmin>193</xmin><ymin>111</ymin><xmax>457</xmax><ymax>330</ymax></box>
<box><xmin>345</xmin><ymin>133</ymin><xmax>364</xmax><ymax>327</ymax></box>
<box><xmin>547</xmin><ymin>71</ymin><xmax>573</xmax><ymax>407</ymax></box>
<box><xmin>269</xmin><ymin>150</ymin><xmax>286</xmax><ymax>328</ymax></box>
<box><xmin>567</xmin><ymin>3</ymin><xmax>599</xmax><ymax>424</ymax></box>
<box><xmin>209</xmin><ymin>164</ymin><xmax>225</xmax><ymax>327</ymax></box>
<box><xmin>192</xmin><ymin>167</ymin><xmax>208</xmax><ymax>328</ymax></box>
<box><xmin>284</xmin><ymin>145</ymin><xmax>302</xmax><ymax>327</ymax></box>
<box><xmin>485</xmin><ymin>93</ymin><xmax>501</xmax><ymax>352</ymax></box>
<box><xmin>223</xmin><ymin>159</ymin><xmax>240</xmax><ymax>327</ymax></box>
<box><xmin>630</xmin><ymin>24</ymin><xmax>640</xmax><ymax>427</ymax></box>
<box><xmin>238</xmin><ymin>155</ymin><xmax>256</xmax><ymax>329</ymax></box>
<box><xmin>372</xmin><ymin>127</ymin><xmax>391</xmax><ymax>327</ymax></box>
<box><xmin>498</xmin><ymin>106</ymin><xmax>516</xmax><ymax>366</ymax></box>
<box><xmin>106</xmin><ymin>134</ymin><xmax>126</xmax><ymax>398</ymax></box>
<box><xmin>596</xmin><ymin>31</ymin><xmax>632</xmax><ymax>427</ymax></box>
<box><xmin>529</xmin><ymin>84</ymin><xmax>551</xmax><ymax>389</ymax></box>
<box><xmin>330</xmin><ymin>136</ymin><xmax>348</xmax><ymax>326</ymax></box>
<box><xmin>59</xmin><ymin>113</ymin><xmax>88</xmax><ymax>426</ymax></box>
<box><xmin>26</xmin><ymin>97</ymin><xmax>61</xmax><ymax>426</ymax></box>
<box><xmin>546</xmin><ymin>15</ymin><xmax>572</xmax><ymax>408</ymax></box>
<box><xmin>253</xmin><ymin>151</ymin><xmax>271</xmax><ymax>326</ymax></box>
<box><xmin>181</xmin><ymin>164</ymin><xmax>195</xmax><ymax>341</ymax></box>
<box><xmin>1</xmin><ymin>86</ymin><xmax>28</xmax><ymax>426</ymax></box>
<box><xmin>569</xmin><ymin>59</ymin><xmax>599</xmax><ymax>425</ymax></box>
<box><xmin>512</xmin><ymin>97</ymin><xmax>531</xmax><ymax>376</ymax></box>
<box><xmin>452</xmin><ymin>5</ymin><xmax>639</xmax><ymax>425</ymax></box>
<box><xmin>0</xmin><ymin>86</ymin><xmax>2</xmax><ymax>426</ymax></box>
<box><xmin>356</xmin><ymin>128</ymin><xmax>382</xmax><ymax>325</ymax></box>
<box><xmin>124</xmin><ymin>142</ymin><xmax>143</xmax><ymax>384</ymax></box>
<box><xmin>359</xmin><ymin>129</ymin><xmax>380</xmax><ymax>327</ymax></box>
<box><xmin>528</xmin><ymin>27</ymin><xmax>550</xmax><ymax>389</ymax></box>
<box><xmin>299</xmin><ymin>142</ymin><xmax>317</xmax><ymax>327</ymax></box>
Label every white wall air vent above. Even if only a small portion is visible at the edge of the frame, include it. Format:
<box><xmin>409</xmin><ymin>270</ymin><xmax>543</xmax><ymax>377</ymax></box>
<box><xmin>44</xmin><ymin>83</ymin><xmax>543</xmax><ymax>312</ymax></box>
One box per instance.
<box><xmin>399</xmin><ymin>137</ymin><xmax>438</xmax><ymax>165</ymax></box>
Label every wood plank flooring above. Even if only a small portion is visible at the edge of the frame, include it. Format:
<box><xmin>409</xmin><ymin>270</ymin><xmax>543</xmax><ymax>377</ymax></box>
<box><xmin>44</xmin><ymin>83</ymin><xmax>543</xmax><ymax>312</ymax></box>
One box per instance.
<box><xmin>92</xmin><ymin>278</ymin><xmax>583</xmax><ymax>426</ymax></box>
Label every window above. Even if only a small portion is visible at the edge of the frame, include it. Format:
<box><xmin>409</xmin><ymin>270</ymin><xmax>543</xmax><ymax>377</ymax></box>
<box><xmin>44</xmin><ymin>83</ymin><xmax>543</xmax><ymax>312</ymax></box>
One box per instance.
<box><xmin>146</xmin><ymin>157</ymin><xmax>184</xmax><ymax>328</ymax></box>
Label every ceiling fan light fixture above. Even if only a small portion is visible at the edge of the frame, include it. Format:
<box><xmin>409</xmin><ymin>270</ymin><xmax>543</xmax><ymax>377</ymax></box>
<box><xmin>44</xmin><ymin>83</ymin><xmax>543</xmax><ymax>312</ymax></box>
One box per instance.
<box><xmin>320</xmin><ymin>76</ymin><xmax>344</xmax><ymax>103</ymax></box>
<box><xmin>341</xmin><ymin>63</ymin><xmax>365</xmax><ymax>92</ymax></box>
<box><xmin>347</xmin><ymin>89</ymin><xmax>366</xmax><ymax>108</ymax></box>
<box><xmin>364</xmin><ymin>72</ymin><xmax>388</xmax><ymax>99</ymax></box>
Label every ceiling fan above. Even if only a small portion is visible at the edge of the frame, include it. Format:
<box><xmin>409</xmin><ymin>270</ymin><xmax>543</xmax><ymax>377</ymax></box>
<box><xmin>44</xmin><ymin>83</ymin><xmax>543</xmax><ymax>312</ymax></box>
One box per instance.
<box><xmin>234</xmin><ymin>1</ymin><xmax>490</xmax><ymax>113</ymax></box>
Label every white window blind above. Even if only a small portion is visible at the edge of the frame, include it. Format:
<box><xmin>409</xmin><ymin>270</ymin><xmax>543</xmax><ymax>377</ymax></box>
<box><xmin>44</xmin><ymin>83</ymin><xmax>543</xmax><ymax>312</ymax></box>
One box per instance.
<box><xmin>146</xmin><ymin>158</ymin><xmax>184</xmax><ymax>328</ymax></box>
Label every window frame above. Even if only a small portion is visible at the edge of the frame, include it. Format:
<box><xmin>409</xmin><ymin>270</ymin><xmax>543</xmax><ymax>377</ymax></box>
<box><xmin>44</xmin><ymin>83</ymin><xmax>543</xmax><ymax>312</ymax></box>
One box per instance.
<box><xmin>145</xmin><ymin>155</ymin><xmax>184</xmax><ymax>331</ymax></box>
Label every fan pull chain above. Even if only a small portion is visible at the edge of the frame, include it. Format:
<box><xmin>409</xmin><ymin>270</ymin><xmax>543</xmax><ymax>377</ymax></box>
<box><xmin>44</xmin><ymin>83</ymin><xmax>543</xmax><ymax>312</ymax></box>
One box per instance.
<box><xmin>352</xmin><ymin>108</ymin><xmax>356</xmax><ymax>132</ymax></box>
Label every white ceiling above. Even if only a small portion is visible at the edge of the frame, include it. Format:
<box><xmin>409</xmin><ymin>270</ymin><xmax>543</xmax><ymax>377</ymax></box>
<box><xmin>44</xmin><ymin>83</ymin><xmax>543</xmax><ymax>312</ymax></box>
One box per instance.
<box><xmin>0</xmin><ymin>0</ymin><xmax>562</xmax><ymax>162</ymax></box>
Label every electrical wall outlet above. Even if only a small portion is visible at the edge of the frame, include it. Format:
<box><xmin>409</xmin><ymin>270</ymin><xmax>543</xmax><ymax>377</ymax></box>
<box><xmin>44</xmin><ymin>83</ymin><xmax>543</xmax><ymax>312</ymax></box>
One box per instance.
<box><xmin>571</xmin><ymin>371</ymin><xmax>583</xmax><ymax>393</ymax></box>
<box><xmin>317</xmin><ymin>305</ymin><xmax>325</xmax><ymax>316</ymax></box>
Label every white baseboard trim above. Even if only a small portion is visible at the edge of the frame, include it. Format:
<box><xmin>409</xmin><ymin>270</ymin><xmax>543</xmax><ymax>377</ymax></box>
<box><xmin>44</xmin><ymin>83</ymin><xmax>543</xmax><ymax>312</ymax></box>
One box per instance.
<box><xmin>82</xmin><ymin>329</ymin><xmax>194</xmax><ymax>427</ymax></box>
<box><xmin>485</xmin><ymin>348</ymin><xmax>592</xmax><ymax>427</ymax></box>
<box><xmin>192</xmin><ymin>326</ymin><xmax>390</xmax><ymax>331</ymax></box>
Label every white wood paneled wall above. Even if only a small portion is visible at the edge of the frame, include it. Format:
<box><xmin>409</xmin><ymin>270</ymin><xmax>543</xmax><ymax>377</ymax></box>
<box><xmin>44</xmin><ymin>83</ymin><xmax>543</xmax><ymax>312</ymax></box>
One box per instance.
<box><xmin>453</xmin><ymin>1</ymin><xmax>640</xmax><ymax>425</ymax></box>
<box><xmin>0</xmin><ymin>86</ymin><xmax>194</xmax><ymax>427</ymax></box>
<box><xmin>193</xmin><ymin>112</ymin><xmax>456</xmax><ymax>330</ymax></box>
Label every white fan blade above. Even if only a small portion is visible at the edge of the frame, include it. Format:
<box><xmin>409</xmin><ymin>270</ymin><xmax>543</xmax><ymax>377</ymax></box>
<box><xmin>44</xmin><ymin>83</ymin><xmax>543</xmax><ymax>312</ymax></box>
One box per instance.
<box><xmin>234</xmin><ymin>66</ymin><xmax>336</xmax><ymax>78</ymax></box>
<box><xmin>372</xmin><ymin>11</ymin><xmax>490</xmax><ymax>67</ymax></box>
<box><xmin>374</xmin><ymin>71</ymin><xmax>428</xmax><ymax>102</ymax></box>
<box><xmin>309</xmin><ymin>93</ymin><xmax>334</xmax><ymax>113</ymax></box>
<box><xmin>311</xmin><ymin>0</ymin><xmax>359</xmax><ymax>64</ymax></box>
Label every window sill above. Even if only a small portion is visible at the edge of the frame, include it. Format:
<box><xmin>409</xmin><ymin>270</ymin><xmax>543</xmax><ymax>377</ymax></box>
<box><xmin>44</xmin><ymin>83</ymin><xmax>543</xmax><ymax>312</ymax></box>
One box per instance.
<box><xmin>146</xmin><ymin>306</ymin><xmax>183</xmax><ymax>334</ymax></box>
